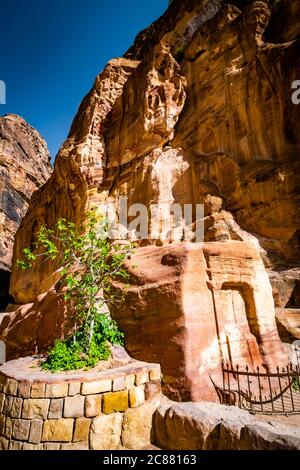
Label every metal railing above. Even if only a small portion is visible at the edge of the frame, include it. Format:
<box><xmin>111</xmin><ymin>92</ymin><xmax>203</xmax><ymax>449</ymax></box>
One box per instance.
<box><xmin>216</xmin><ymin>345</ymin><xmax>300</xmax><ymax>415</ymax></box>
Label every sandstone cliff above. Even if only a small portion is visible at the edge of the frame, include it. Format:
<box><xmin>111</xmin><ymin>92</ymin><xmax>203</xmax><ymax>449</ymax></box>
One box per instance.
<box><xmin>8</xmin><ymin>1</ymin><xmax>300</xmax><ymax>304</ymax></box>
<box><xmin>0</xmin><ymin>114</ymin><xmax>51</xmax><ymax>309</ymax></box>
<box><xmin>1</xmin><ymin>0</ymin><xmax>299</xmax><ymax>400</ymax></box>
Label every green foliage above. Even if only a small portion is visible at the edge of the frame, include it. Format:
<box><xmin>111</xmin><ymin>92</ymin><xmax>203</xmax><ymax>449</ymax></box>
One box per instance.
<box><xmin>292</xmin><ymin>376</ymin><xmax>300</xmax><ymax>393</ymax></box>
<box><xmin>173</xmin><ymin>43</ymin><xmax>187</xmax><ymax>62</ymax></box>
<box><xmin>42</xmin><ymin>314</ymin><xmax>124</xmax><ymax>372</ymax></box>
<box><xmin>41</xmin><ymin>336</ymin><xmax>110</xmax><ymax>372</ymax></box>
<box><xmin>17</xmin><ymin>211</ymin><xmax>134</xmax><ymax>372</ymax></box>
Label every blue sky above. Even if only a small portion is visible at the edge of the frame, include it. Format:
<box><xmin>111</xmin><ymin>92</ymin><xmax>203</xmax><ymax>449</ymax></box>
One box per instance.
<box><xmin>1</xmin><ymin>0</ymin><xmax>168</xmax><ymax>160</ymax></box>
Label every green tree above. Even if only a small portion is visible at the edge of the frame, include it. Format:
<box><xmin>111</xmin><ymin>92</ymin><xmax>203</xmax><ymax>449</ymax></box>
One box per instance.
<box><xmin>17</xmin><ymin>211</ymin><xmax>134</xmax><ymax>371</ymax></box>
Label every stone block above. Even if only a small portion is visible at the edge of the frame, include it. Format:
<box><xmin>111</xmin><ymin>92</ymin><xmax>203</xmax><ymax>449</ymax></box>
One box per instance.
<box><xmin>2</xmin><ymin>395</ymin><xmax>13</xmax><ymax>415</ymax></box>
<box><xmin>240</xmin><ymin>423</ymin><xmax>300</xmax><ymax>451</ymax></box>
<box><xmin>90</xmin><ymin>413</ymin><xmax>123</xmax><ymax>450</ymax></box>
<box><xmin>18</xmin><ymin>382</ymin><xmax>31</xmax><ymax>399</ymax></box>
<box><xmin>149</xmin><ymin>367</ymin><xmax>161</xmax><ymax>381</ymax></box>
<box><xmin>29</xmin><ymin>419</ymin><xmax>43</xmax><ymax>444</ymax></box>
<box><xmin>4</xmin><ymin>416</ymin><xmax>13</xmax><ymax>439</ymax></box>
<box><xmin>125</xmin><ymin>374</ymin><xmax>135</xmax><ymax>390</ymax></box>
<box><xmin>12</xmin><ymin>419</ymin><xmax>30</xmax><ymax>440</ymax></box>
<box><xmin>0</xmin><ymin>414</ymin><xmax>6</xmax><ymax>434</ymax></box>
<box><xmin>43</xmin><ymin>443</ymin><xmax>60</xmax><ymax>450</ymax></box>
<box><xmin>68</xmin><ymin>382</ymin><xmax>81</xmax><ymax>396</ymax></box>
<box><xmin>23</xmin><ymin>443</ymin><xmax>43</xmax><ymax>450</ymax></box>
<box><xmin>10</xmin><ymin>397</ymin><xmax>23</xmax><ymax>418</ymax></box>
<box><xmin>31</xmin><ymin>382</ymin><xmax>45</xmax><ymax>398</ymax></box>
<box><xmin>45</xmin><ymin>383</ymin><xmax>69</xmax><ymax>398</ymax></box>
<box><xmin>122</xmin><ymin>403</ymin><xmax>157</xmax><ymax>450</ymax></box>
<box><xmin>135</xmin><ymin>371</ymin><xmax>149</xmax><ymax>385</ymax></box>
<box><xmin>6</xmin><ymin>379</ymin><xmax>18</xmax><ymax>396</ymax></box>
<box><xmin>129</xmin><ymin>386</ymin><xmax>145</xmax><ymax>408</ymax></box>
<box><xmin>113</xmin><ymin>376</ymin><xmax>125</xmax><ymax>392</ymax></box>
<box><xmin>102</xmin><ymin>391</ymin><xmax>128</xmax><ymax>414</ymax></box>
<box><xmin>0</xmin><ymin>393</ymin><xmax>5</xmax><ymax>413</ymax></box>
<box><xmin>0</xmin><ymin>436</ymin><xmax>9</xmax><ymax>450</ymax></box>
<box><xmin>64</xmin><ymin>395</ymin><xmax>85</xmax><ymax>418</ymax></box>
<box><xmin>81</xmin><ymin>379</ymin><xmax>111</xmax><ymax>395</ymax></box>
<box><xmin>9</xmin><ymin>440</ymin><xmax>23</xmax><ymax>450</ymax></box>
<box><xmin>73</xmin><ymin>417</ymin><xmax>91</xmax><ymax>442</ymax></box>
<box><xmin>22</xmin><ymin>399</ymin><xmax>50</xmax><ymax>419</ymax></box>
<box><xmin>48</xmin><ymin>398</ymin><xmax>63</xmax><ymax>419</ymax></box>
<box><xmin>42</xmin><ymin>418</ymin><xmax>74</xmax><ymax>442</ymax></box>
<box><xmin>145</xmin><ymin>381</ymin><xmax>162</xmax><ymax>401</ymax></box>
<box><xmin>153</xmin><ymin>403</ymin><xmax>221</xmax><ymax>450</ymax></box>
<box><xmin>61</xmin><ymin>442</ymin><xmax>88</xmax><ymax>450</ymax></box>
<box><xmin>85</xmin><ymin>394</ymin><xmax>101</xmax><ymax>418</ymax></box>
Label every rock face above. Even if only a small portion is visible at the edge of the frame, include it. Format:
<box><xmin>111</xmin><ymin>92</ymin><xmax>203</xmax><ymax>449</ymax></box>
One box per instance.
<box><xmin>0</xmin><ymin>115</ymin><xmax>51</xmax><ymax>309</ymax></box>
<box><xmin>153</xmin><ymin>402</ymin><xmax>300</xmax><ymax>450</ymax></box>
<box><xmin>9</xmin><ymin>58</ymin><xmax>138</xmax><ymax>305</ymax></box>
<box><xmin>109</xmin><ymin>241</ymin><xmax>285</xmax><ymax>401</ymax></box>
<box><xmin>1</xmin><ymin>1</ymin><xmax>299</xmax><ymax>400</ymax></box>
<box><xmin>276</xmin><ymin>308</ymin><xmax>300</xmax><ymax>342</ymax></box>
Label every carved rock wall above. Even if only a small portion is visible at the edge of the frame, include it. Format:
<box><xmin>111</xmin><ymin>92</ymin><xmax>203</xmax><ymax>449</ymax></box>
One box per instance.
<box><xmin>109</xmin><ymin>241</ymin><xmax>285</xmax><ymax>401</ymax></box>
<box><xmin>9</xmin><ymin>1</ymin><xmax>300</xmax><ymax>303</ymax></box>
<box><xmin>1</xmin><ymin>1</ymin><xmax>298</xmax><ymax>399</ymax></box>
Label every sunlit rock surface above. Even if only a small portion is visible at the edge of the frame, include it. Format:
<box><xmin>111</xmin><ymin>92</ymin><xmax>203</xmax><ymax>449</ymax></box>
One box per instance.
<box><xmin>1</xmin><ymin>0</ymin><xmax>299</xmax><ymax>400</ymax></box>
<box><xmin>0</xmin><ymin>114</ymin><xmax>51</xmax><ymax>309</ymax></box>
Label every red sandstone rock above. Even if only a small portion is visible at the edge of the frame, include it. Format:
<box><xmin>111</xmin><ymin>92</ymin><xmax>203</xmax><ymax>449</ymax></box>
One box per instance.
<box><xmin>0</xmin><ymin>1</ymin><xmax>297</xmax><ymax>401</ymax></box>
<box><xmin>109</xmin><ymin>241</ymin><xmax>286</xmax><ymax>401</ymax></box>
<box><xmin>0</xmin><ymin>115</ymin><xmax>51</xmax><ymax>309</ymax></box>
<box><xmin>276</xmin><ymin>308</ymin><xmax>300</xmax><ymax>342</ymax></box>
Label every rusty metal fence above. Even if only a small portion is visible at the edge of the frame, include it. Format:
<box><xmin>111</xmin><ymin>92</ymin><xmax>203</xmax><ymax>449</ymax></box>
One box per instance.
<box><xmin>216</xmin><ymin>345</ymin><xmax>300</xmax><ymax>415</ymax></box>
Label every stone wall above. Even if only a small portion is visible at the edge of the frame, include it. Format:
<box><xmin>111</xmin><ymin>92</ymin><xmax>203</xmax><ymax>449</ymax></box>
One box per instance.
<box><xmin>0</xmin><ymin>358</ymin><xmax>161</xmax><ymax>450</ymax></box>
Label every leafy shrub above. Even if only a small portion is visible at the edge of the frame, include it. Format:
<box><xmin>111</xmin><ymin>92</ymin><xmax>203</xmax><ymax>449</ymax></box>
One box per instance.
<box><xmin>17</xmin><ymin>212</ymin><xmax>133</xmax><ymax>372</ymax></box>
<box><xmin>292</xmin><ymin>376</ymin><xmax>300</xmax><ymax>393</ymax></box>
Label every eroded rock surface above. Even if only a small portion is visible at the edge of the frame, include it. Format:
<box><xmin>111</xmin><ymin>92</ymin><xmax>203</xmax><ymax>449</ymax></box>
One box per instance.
<box><xmin>0</xmin><ymin>114</ymin><xmax>51</xmax><ymax>309</ymax></box>
<box><xmin>1</xmin><ymin>1</ymin><xmax>299</xmax><ymax>399</ymax></box>
<box><xmin>276</xmin><ymin>308</ymin><xmax>300</xmax><ymax>342</ymax></box>
<box><xmin>109</xmin><ymin>241</ymin><xmax>286</xmax><ymax>401</ymax></box>
<box><xmin>153</xmin><ymin>402</ymin><xmax>300</xmax><ymax>450</ymax></box>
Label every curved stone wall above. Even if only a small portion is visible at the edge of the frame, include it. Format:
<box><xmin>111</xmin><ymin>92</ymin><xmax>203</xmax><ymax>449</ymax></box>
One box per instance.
<box><xmin>0</xmin><ymin>357</ymin><xmax>161</xmax><ymax>450</ymax></box>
